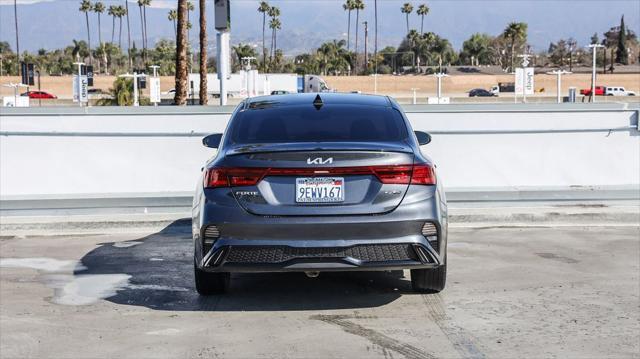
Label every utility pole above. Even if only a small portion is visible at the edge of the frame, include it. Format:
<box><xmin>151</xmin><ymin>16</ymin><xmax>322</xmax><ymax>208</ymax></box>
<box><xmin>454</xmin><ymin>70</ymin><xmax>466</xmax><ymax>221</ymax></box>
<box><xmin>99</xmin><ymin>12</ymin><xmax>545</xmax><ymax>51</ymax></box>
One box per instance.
<box><xmin>363</xmin><ymin>21</ymin><xmax>368</xmax><ymax>75</ymax></box>
<box><xmin>588</xmin><ymin>44</ymin><xmax>604</xmax><ymax>103</ymax></box>
<box><xmin>547</xmin><ymin>70</ymin><xmax>571</xmax><ymax>104</ymax></box>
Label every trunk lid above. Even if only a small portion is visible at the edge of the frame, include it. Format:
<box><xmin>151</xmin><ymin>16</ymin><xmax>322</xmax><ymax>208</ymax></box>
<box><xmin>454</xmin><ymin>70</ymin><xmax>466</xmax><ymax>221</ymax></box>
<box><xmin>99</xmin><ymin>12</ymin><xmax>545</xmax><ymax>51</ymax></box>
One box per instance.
<box><xmin>221</xmin><ymin>143</ymin><xmax>414</xmax><ymax>216</ymax></box>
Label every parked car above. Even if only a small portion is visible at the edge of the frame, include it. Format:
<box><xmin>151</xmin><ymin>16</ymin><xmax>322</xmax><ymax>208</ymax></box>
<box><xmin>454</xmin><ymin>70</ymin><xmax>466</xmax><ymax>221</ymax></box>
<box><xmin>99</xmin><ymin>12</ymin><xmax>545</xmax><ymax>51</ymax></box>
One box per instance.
<box><xmin>270</xmin><ymin>90</ymin><xmax>290</xmax><ymax>95</ymax></box>
<box><xmin>605</xmin><ymin>86</ymin><xmax>636</xmax><ymax>96</ymax></box>
<box><xmin>580</xmin><ymin>86</ymin><xmax>605</xmax><ymax>96</ymax></box>
<box><xmin>20</xmin><ymin>91</ymin><xmax>57</xmax><ymax>99</ymax></box>
<box><xmin>469</xmin><ymin>88</ymin><xmax>496</xmax><ymax>97</ymax></box>
<box><xmin>193</xmin><ymin>93</ymin><xmax>448</xmax><ymax>294</ymax></box>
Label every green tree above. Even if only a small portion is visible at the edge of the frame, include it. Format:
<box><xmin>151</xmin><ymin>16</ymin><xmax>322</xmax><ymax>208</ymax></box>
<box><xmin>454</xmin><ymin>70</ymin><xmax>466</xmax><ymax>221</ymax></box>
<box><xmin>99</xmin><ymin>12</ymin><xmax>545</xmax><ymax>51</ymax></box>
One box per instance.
<box><xmin>98</xmin><ymin>77</ymin><xmax>133</xmax><ymax>105</ymax></box>
<box><xmin>590</xmin><ymin>32</ymin><xmax>599</xmax><ymax>45</ymax></box>
<box><xmin>258</xmin><ymin>2</ymin><xmax>271</xmax><ymax>70</ymax></box>
<box><xmin>502</xmin><ymin>21</ymin><xmax>528</xmax><ymax>71</ymax></box>
<box><xmin>401</xmin><ymin>3</ymin><xmax>413</xmax><ymax>34</ymax></box>
<box><xmin>616</xmin><ymin>15</ymin><xmax>629</xmax><ymax>64</ymax></box>
<box><xmin>461</xmin><ymin>33</ymin><xmax>492</xmax><ymax>65</ymax></box>
<box><xmin>416</xmin><ymin>4</ymin><xmax>429</xmax><ymax>35</ymax></box>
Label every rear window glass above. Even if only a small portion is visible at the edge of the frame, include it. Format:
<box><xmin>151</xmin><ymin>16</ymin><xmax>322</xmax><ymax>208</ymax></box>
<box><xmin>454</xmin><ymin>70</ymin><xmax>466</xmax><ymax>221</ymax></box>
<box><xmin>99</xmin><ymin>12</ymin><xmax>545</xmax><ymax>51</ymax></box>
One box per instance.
<box><xmin>228</xmin><ymin>105</ymin><xmax>408</xmax><ymax>144</ymax></box>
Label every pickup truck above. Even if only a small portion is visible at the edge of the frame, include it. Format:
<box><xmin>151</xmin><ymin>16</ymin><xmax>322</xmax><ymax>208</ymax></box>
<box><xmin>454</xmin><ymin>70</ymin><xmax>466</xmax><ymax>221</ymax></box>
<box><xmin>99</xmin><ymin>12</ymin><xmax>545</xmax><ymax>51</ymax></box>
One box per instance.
<box><xmin>604</xmin><ymin>86</ymin><xmax>636</xmax><ymax>96</ymax></box>
<box><xmin>580</xmin><ymin>86</ymin><xmax>605</xmax><ymax>96</ymax></box>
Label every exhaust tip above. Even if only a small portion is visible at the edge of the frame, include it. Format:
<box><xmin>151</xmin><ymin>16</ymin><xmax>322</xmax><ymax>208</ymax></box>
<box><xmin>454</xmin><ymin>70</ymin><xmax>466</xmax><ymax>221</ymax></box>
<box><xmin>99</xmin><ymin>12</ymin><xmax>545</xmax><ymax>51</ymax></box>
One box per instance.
<box><xmin>305</xmin><ymin>271</ymin><xmax>320</xmax><ymax>278</ymax></box>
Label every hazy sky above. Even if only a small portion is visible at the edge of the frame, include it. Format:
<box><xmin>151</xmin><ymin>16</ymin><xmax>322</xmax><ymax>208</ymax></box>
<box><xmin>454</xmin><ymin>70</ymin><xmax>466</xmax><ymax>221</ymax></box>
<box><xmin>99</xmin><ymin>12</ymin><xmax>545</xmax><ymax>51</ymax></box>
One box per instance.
<box><xmin>1</xmin><ymin>0</ymin><xmax>639</xmax><ymax>53</ymax></box>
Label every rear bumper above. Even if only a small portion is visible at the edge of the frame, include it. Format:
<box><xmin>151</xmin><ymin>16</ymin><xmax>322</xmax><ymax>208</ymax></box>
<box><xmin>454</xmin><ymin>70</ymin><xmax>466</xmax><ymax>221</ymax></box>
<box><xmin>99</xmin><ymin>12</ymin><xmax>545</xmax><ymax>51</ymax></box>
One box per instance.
<box><xmin>193</xmin><ymin>184</ymin><xmax>447</xmax><ymax>273</ymax></box>
<box><xmin>199</xmin><ymin>238</ymin><xmax>442</xmax><ymax>273</ymax></box>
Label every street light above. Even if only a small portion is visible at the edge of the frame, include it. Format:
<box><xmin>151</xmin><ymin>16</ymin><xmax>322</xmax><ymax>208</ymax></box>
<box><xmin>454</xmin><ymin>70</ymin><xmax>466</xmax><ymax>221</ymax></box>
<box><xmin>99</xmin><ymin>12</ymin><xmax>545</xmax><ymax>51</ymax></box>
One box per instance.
<box><xmin>118</xmin><ymin>72</ymin><xmax>146</xmax><ymax>106</ymax></box>
<box><xmin>547</xmin><ymin>70</ymin><xmax>571</xmax><ymax>104</ymax></box>
<box><xmin>432</xmin><ymin>73</ymin><xmax>448</xmax><ymax>101</ymax></box>
<box><xmin>587</xmin><ymin>44</ymin><xmax>604</xmax><ymax>103</ymax></box>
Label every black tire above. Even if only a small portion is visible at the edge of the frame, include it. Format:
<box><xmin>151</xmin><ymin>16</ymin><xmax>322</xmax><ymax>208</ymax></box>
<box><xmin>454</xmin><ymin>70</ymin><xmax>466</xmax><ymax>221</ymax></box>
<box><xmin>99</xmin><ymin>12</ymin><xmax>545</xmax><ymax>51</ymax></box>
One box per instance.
<box><xmin>194</xmin><ymin>263</ymin><xmax>229</xmax><ymax>295</ymax></box>
<box><xmin>411</xmin><ymin>264</ymin><xmax>447</xmax><ymax>293</ymax></box>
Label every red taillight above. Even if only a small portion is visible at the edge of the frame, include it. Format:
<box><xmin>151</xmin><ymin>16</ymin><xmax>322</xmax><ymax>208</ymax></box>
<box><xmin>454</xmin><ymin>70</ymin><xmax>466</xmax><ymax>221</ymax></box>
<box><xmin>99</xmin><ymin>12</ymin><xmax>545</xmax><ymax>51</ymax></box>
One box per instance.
<box><xmin>204</xmin><ymin>168</ymin><xmax>267</xmax><ymax>188</ymax></box>
<box><xmin>204</xmin><ymin>164</ymin><xmax>435</xmax><ymax>188</ymax></box>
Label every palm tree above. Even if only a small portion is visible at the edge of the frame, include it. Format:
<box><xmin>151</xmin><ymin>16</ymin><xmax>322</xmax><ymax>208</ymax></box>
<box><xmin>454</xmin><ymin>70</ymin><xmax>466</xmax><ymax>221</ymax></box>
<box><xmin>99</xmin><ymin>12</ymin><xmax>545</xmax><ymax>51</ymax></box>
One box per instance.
<box><xmin>13</xmin><ymin>0</ymin><xmax>20</xmax><ymax>67</ymax></box>
<box><xmin>401</xmin><ymin>3</ymin><xmax>413</xmax><ymax>34</ymax></box>
<box><xmin>143</xmin><ymin>0</ymin><xmax>151</xmax><ymax>56</ymax></box>
<box><xmin>342</xmin><ymin>0</ymin><xmax>355</xmax><ymax>52</ymax></box>
<box><xmin>117</xmin><ymin>6</ymin><xmax>126</xmax><ymax>50</ymax></box>
<box><xmin>198</xmin><ymin>0</ymin><xmax>207</xmax><ymax>105</ymax></box>
<box><xmin>93</xmin><ymin>2</ymin><xmax>105</xmax><ymax>46</ymax></box>
<box><xmin>267</xmin><ymin>6</ymin><xmax>280</xmax><ymax>62</ymax></box>
<box><xmin>168</xmin><ymin>9</ymin><xmax>178</xmax><ymax>37</ymax></box>
<box><xmin>416</xmin><ymin>4</ymin><xmax>429</xmax><ymax>35</ymax></box>
<box><xmin>353</xmin><ymin>0</ymin><xmax>364</xmax><ymax>73</ymax></box>
<box><xmin>125</xmin><ymin>0</ymin><xmax>132</xmax><ymax>69</ymax></box>
<box><xmin>137</xmin><ymin>0</ymin><xmax>146</xmax><ymax>63</ymax></box>
<box><xmin>93</xmin><ymin>2</ymin><xmax>106</xmax><ymax>72</ymax></box>
<box><xmin>108</xmin><ymin>5</ymin><xmax>118</xmax><ymax>43</ymax></box>
<box><xmin>186</xmin><ymin>1</ymin><xmax>194</xmax><ymax>51</ymax></box>
<box><xmin>79</xmin><ymin>0</ymin><xmax>92</xmax><ymax>64</ymax></box>
<box><xmin>269</xmin><ymin>17</ymin><xmax>281</xmax><ymax>63</ymax></box>
<box><xmin>175</xmin><ymin>0</ymin><xmax>189</xmax><ymax>105</ymax></box>
<box><xmin>258</xmin><ymin>2</ymin><xmax>270</xmax><ymax>70</ymax></box>
<box><xmin>502</xmin><ymin>22</ymin><xmax>528</xmax><ymax>71</ymax></box>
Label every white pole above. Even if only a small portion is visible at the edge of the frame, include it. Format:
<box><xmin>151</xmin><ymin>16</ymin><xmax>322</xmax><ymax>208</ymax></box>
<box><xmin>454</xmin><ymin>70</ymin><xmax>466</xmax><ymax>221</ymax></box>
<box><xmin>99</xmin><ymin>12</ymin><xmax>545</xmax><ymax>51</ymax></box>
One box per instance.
<box><xmin>217</xmin><ymin>31</ymin><xmax>230</xmax><ymax>106</ymax></box>
<box><xmin>150</xmin><ymin>65</ymin><xmax>160</xmax><ymax>107</ymax></box>
<box><xmin>411</xmin><ymin>88</ymin><xmax>418</xmax><ymax>104</ymax></box>
<box><xmin>73</xmin><ymin>61</ymin><xmax>84</xmax><ymax>107</ymax></box>
<box><xmin>133</xmin><ymin>71</ymin><xmax>139</xmax><ymax>106</ymax></box>
<box><xmin>588</xmin><ymin>44</ymin><xmax>604</xmax><ymax>103</ymax></box>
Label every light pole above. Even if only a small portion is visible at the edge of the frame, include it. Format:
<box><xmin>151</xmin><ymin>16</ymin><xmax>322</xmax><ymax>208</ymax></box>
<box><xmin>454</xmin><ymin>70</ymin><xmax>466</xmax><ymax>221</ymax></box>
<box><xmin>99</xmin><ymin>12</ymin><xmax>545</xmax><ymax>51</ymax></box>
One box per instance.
<box><xmin>119</xmin><ymin>72</ymin><xmax>146</xmax><ymax>106</ymax></box>
<box><xmin>149</xmin><ymin>65</ymin><xmax>160</xmax><ymax>106</ymax></box>
<box><xmin>588</xmin><ymin>44</ymin><xmax>604</xmax><ymax>103</ymax></box>
<box><xmin>433</xmin><ymin>73</ymin><xmax>448</xmax><ymax>102</ymax></box>
<box><xmin>547</xmin><ymin>70</ymin><xmax>571</xmax><ymax>104</ymax></box>
<box><xmin>411</xmin><ymin>88</ymin><xmax>419</xmax><ymax>104</ymax></box>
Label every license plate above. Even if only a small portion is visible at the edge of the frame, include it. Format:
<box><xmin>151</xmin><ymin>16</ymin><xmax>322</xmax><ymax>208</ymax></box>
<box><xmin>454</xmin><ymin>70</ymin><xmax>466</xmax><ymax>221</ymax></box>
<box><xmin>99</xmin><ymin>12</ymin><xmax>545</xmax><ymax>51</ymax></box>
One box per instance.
<box><xmin>295</xmin><ymin>177</ymin><xmax>344</xmax><ymax>203</ymax></box>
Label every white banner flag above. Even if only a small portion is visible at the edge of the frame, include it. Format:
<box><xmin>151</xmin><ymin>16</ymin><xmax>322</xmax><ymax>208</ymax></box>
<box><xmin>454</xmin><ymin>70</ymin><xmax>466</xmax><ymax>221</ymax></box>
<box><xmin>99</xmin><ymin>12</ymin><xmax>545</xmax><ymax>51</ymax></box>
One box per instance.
<box><xmin>516</xmin><ymin>67</ymin><xmax>535</xmax><ymax>95</ymax></box>
<box><xmin>150</xmin><ymin>77</ymin><xmax>161</xmax><ymax>103</ymax></box>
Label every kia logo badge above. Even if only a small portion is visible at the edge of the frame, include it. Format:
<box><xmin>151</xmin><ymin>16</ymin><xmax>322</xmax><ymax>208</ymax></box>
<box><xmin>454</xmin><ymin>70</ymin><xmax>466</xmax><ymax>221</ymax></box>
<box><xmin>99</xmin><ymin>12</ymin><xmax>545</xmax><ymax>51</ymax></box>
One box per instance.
<box><xmin>307</xmin><ymin>157</ymin><xmax>333</xmax><ymax>165</ymax></box>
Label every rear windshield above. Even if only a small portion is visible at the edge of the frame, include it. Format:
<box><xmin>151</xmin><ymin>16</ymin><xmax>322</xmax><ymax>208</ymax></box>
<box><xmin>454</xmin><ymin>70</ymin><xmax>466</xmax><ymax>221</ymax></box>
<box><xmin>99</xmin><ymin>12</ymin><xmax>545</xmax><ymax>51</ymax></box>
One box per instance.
<box><xmin>228</xmin><ymin>105</ymin><xmax>408</xmax><ymax>144</ymax></box>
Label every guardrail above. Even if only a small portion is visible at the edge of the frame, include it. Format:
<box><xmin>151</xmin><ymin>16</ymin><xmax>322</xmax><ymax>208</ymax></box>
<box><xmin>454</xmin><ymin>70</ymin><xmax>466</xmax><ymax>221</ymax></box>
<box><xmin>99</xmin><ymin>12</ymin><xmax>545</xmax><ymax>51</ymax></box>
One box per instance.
<box><xmin>1</xmin><ymin>103</ymin><xmax>639</xmax><ymax>209</ymax></box>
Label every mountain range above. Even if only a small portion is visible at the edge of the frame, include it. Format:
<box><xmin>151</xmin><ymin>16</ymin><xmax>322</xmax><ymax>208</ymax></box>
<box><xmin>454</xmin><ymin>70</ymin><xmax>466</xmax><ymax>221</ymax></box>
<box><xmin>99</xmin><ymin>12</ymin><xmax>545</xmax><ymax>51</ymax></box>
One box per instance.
<box><xmin>0</xmin><ymin>0</ymin><xmax>638</xmax><ymax>55</ymax></box>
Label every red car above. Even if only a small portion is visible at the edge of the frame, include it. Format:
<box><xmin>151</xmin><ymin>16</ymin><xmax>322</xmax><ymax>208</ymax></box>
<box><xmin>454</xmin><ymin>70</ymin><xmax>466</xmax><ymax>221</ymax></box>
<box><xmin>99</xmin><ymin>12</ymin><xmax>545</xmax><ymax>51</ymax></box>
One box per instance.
<box><xmin>20</xmin><ymin>91</ymin><xmax>57</xmax><ymax>99</ymax></box>
<box><xmin>580</xmin><ymin>86</ymin><xmax>605</xmax><ymax>96</ymax></box>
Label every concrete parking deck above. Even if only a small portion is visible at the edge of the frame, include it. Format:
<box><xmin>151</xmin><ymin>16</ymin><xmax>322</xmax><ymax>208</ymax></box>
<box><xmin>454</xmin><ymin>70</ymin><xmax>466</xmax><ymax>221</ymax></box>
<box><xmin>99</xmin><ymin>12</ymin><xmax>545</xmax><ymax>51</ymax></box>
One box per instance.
<box><xmin>1</xmin><ymin>225</ymin><xmax>638</xmax><ymax>358</ymax></box>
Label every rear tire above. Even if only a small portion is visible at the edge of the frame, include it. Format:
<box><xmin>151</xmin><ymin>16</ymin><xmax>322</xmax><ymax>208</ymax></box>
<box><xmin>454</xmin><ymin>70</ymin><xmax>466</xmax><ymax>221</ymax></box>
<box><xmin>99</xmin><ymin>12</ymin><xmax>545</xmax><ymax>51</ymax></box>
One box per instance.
<box><xmin>194</xmin><ymin>263</ymin><xmax>229</xmax><ymax>295</ymax></box>
<box><xmin>411</xmin><ymin>264</ymin><xmax>446</xmax><ymax>293</ymax></box>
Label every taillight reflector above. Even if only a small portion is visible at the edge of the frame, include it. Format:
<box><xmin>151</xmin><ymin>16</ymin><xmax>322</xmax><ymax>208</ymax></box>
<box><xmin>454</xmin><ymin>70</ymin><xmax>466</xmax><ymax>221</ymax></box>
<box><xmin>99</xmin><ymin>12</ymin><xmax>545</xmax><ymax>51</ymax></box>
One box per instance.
<box><xmin>204</xmin><ymin>164</ymin><xmax>435</xmax><ymax>188</ymax></box>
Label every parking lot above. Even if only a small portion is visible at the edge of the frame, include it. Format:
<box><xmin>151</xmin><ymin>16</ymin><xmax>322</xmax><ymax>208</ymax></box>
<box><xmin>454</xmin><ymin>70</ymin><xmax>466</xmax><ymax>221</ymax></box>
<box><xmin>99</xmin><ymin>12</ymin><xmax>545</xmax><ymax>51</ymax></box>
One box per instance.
<box><xmin>1</xmin><ymin>225</ymin><xmax>638</xmax><ymax>359</ymax></box>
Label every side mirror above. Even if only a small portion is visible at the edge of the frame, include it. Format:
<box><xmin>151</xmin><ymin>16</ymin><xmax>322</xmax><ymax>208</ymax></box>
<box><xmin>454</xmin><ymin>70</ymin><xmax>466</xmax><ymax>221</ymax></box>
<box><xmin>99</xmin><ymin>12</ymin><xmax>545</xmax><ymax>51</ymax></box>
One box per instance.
<box><xmin>202</xmin><ymin>133</ymin><xmax>223</xmax><ymax>148</ymax></box>
<box><xmin>414</xmin><ymin>131</ymin><xmax>431</xmax><ymax>145</ymax></box>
